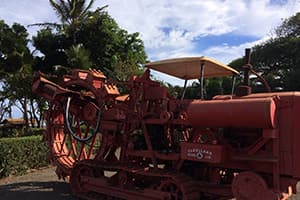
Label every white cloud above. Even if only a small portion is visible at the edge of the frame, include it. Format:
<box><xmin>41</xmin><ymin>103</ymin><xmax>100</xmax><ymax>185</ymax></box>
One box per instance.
<box><xmin>0</xmin><ymin>0</ymin><xmax>299</xmax><ymax>117</ymax></box>
<box><xmin>2</xmin><ymin>0</ymin><xmax>299</xmax><ymax>62</ymax></box>
<box><xmin>0</xmin><ymin>0</ymin><xmax>58</xmax><ymax>36</ymax></box>
<box><xmin>202</xmin><ymin>36</ymin><xmax>270</xmax><ymax>64</ymax></box>
<box><xmin>99</xmin><ymin>0</ymin><xmax>300</xmax><ymax>62</ymax></box>
<box><xmin>100</xmin><ymin>0</ymin><xmax>236</xmax><ymax>54</ymax></box>
<box><xmin>1</xmin><ymin>0</ymin><xmax>300</xmax><ymax>84</ymax></box>
<box><xmin>228</xmin><ymin>0</ymin><xmax>300</xmax><ymax>36</ymax></box>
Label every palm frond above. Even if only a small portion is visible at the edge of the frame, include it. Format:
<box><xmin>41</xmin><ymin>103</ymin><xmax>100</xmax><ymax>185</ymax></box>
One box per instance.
<box><xmin>82</xmin><ymin>0</ymin><xmax>95</xmax><ymax>15</ymax></box>
<box><xmin>49</xmin><ymin>0</ymin><xmax>69</xmax><ymax>23</ymax></box>
<box><xmin>60</xmin><ymin>0</ymin><xmax>72</xmax><ymax>23</ymax></box>
<box><xmin>28</xmin><ymin>22</ymin><xmax>62</xmax><ymax>28</ymax></box>
<box><xmin>94</xmin><ymin>5</ymin><xmax>108</xmax><ymax>13</ymax></box>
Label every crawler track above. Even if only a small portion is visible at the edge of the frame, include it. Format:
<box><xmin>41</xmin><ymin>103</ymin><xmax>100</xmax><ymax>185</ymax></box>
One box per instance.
<box><xmin>70</xmin><ymin>160</ymin><xmax>200</xmax><ymax>200</ymax></box>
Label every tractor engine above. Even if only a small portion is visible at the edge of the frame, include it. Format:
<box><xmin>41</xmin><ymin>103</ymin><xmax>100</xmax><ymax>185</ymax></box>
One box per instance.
<box><xmin>33</xmin><ymin>50</ymin><xmax>300</xmax><ymax>200</ymax></box>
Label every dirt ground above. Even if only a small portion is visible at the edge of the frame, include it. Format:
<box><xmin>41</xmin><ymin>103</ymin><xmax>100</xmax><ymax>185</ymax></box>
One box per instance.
<box><xmin>0</xmin><ymin>166</ymin><xmax>77</xmax><ymax>200</ymax></box>
<box><xmin>1</xmin><ymin>166</ymin><xmax>300</xmax><ymax>200</ymax></box>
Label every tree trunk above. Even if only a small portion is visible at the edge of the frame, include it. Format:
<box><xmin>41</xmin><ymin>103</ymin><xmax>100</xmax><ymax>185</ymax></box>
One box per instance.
<box><xmin>21</xmin><ymin>97</ymin><xmax>29</xmax><ymax>133</ymax></box>
<box><xmin>29</xmin><ymin>98</ymin><xmax>41</xmax><ymax>128</ymax></box>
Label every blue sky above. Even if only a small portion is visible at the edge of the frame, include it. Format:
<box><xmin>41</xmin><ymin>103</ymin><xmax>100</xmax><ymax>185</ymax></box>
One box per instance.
<box><xmin>1</xmin><ymin>0</ymin><xmax>300</xmax><ymax>118</ymax></box>
<box><xmin>1</xmin><ymin>0</ymin><xmax>300</xmax><ymax>85</ymax></box>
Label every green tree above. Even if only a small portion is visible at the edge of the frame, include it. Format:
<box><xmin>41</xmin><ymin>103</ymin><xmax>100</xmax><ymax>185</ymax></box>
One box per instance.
<box><xmin>2</xmin><ymin>66</ymin><xmax>32</xmax><ymax>128</ymax></box>
<box><xmin>276</xmin><ymin>12</ymin><xmax>300</xmax><ymax>38</ymax></box>
<box><xmin>77</xmin><ymin>10</ymin><xmax>147</xmax><ymax>79</ymax></box>
<box><xmin>0</xmin><ymin>20</ymin><xmax>45</xmax><ymax>129</ymax></box>
<box><xmin>165</xmin><ymin>77</ymin><xmax>233</xmax><ymax>100</ymax></box>
<box><xmin>33</xmin><ymin>9</ymin><xmax>147</xmax><ymax>80</ymax></box>
<box><xmin>32</xmin><ymin>0</ymin><xmax>105</xmax><ymax>73</ymax></box>
<box><xmin>65</xmin><ymin>44</ymin><xmax>91</xmax><ymax>69</ymax></box>
<box><xmin>49</xmin><ymin>0</ymin><xmax>104</xmax><ymax>45</ymax></box>
<box><xmin>0</xmin><ymin>20</ymin><xmax>31</xmax><ymax>75</ymax></box>
<box><xmin>251</xmin><ymin>37</ymin><xmax>300</xmax><ymax>91</ymax></box>
<box><xmin>0</xmin><ymin>21</ymin><xmax>32</xmax><ymax>127</ymax></box>
<box><xmin>2</xmin><ymin>65</ymin><xmax>46</xmax><ymax>128</ymax></box>
<box><xmin>229</xmin><ymin>12</ymin><xmax>300</xmax><ymax>92</ymax></box>
<box><xmin>32</xmin><ymin>28</ymin><xmax>70</xmax><ymax>74</ymax></box>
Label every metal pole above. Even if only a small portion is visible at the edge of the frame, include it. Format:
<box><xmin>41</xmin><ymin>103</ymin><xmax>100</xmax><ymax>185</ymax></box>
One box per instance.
<box><xmin>243</xmin><ymin>48</ymin><xmax>251</xmax><ymax>86</ymax></box>
<box><xmin>181</xmin><ymin>79</ymin><xmax>188</xmax><ymax>100</ymax></box>
<box><xmin>231</xmin><ymin>75</ymin><xmax>236</xmax><ymax>96</ymax></box>
<box><xmin>200</xmin><ymin>62</ymin><xmax>205</xmax><ymax>99</ymax></box>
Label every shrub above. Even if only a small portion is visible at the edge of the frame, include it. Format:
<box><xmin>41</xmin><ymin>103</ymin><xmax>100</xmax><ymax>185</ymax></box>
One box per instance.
<box><xmin>0</xmin><ymin>127</ymin><xmax>45</xmax><ymax>138</ymax></box>
<box><xmin>24</xmin><ymin>128</ymin><xmax>46</xmax><ymax>137</ymax></box>
<box><xmin>0</xmin><ymin>135</ymin><xmax>49</xmax><ymax>178</ymax></box>
<box><xmin>0</xmin><ymin>128</ymin><xmax>21</xmax><ymax>138</ymax></box>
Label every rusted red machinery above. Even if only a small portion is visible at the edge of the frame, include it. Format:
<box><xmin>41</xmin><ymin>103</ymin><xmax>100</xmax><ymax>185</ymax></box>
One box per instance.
<box><xmin>33</xmin><ymin>49</ymin><xmax>300</xmax><ymax>200</ymax></box>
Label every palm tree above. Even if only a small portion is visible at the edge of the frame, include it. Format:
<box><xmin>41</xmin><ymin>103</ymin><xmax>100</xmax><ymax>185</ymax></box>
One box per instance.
<box><xmin>49</xmin><ymin>0</ymin><xmax>103</xmax><ymax>44</ymax></box>
<box><xmin>30</xmin><ymin>0</ymin><xmax>108</xmax><ymax>72</ymax></box>
<box><xmin>31</xmin><ymin>0</ymin><xmax>107</xmax><ymax>44</ymax></box>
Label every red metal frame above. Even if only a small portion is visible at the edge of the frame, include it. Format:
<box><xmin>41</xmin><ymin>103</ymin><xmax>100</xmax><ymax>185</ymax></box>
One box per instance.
<box><xmin>32</xmin><ymin>52</ymin><xmax>300</xmax><ymax>200</ymax></box>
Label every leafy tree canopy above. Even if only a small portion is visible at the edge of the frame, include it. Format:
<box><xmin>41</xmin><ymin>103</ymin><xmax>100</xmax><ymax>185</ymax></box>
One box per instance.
<box><xmin>276</xmin><ymin>12</ymin><xmax>300</xmax><ymax>38</ymax></box>
<box><xmin>229</xmin><ymin>12</ymin><xmax>300</xmax><ymax>92</ymax></box>
<box><xmin>77</xmin><ymin>9</ymin><xmax>147</xmax><ymax>79</ymax></box>
<box><xmin>32</xmin><ymin>28</ymin><xmax>70</xmax><ymax>73</ymax></box>
<box><xmin>33</xmin><ymin>8</ymin><xmax>147</xmax><ymax>80</ymax></box>
<box><xmin>0</xmin><ymin>20</ymin><xmax>32</xmax><ymax>75</ymax></box>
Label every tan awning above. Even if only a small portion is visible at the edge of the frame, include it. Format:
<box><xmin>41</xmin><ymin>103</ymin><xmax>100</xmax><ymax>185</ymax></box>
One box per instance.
<box><xmin>145</xmin><ymin>57</ymin><xmax>239</xmax><ymax>80</ymax></box>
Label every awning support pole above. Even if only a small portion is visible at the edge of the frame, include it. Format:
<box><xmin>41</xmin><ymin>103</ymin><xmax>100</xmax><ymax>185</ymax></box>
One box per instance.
<box><xmin>200</xmin><ymin>62</ymin><xmax>205</xmax><ymax>99</ymax></box>
<box><xmin>181</xmin><ymin>79</ymin><xmax>188</xmax><ymax>100</ymax></box>
<box><xmin>231</xmin><ymin>75</ymin><xmax>236</xmax><ymax>96</ymax></box>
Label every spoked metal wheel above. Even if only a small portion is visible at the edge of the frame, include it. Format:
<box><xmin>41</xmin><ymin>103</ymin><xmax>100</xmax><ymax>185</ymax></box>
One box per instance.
<box><xmin>44</xmin><ymin>70</ymin><xmax>108</xmax><ymax>179</ymax></box>
<box><xmin>46</xmin><ymin>99</ymin><xmax>103</xmax><ymax>178</ymax></box>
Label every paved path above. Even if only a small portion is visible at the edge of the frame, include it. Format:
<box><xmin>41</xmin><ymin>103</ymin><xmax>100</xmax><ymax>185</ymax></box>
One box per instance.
<box><xmin>0</xmin><ymin>166</ymin><xmax>77</xmax><ymax>200</ymax></box>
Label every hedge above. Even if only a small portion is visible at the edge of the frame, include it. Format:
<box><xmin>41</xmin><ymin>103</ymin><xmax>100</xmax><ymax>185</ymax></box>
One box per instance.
<box><xmin>0</xmin><ymin>128</ymin><xmax>46</xmax><ymax>138</ymax></box>
<box><xmin>0</xmin><ymin>135</ymin><xmax>49</xmax><ymax>178</ymax></box>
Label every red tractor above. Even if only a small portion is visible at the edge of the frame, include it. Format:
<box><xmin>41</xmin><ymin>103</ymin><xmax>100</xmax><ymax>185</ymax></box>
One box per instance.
<box><xmin>33</xmin><ymin>49</ymin><xmax>300</xmax><ymax>200</ymax></box>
